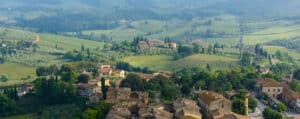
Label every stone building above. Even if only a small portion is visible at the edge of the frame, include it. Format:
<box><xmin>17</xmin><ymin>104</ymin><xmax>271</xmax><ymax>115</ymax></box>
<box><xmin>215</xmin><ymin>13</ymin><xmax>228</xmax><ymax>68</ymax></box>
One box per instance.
<box><xmin>105</xmin><ymin>87</ymin><xmax>148</xmax><ymax>104</ymax></box>
<box><xmin>138</xmin><ymin>104</ymin><xmax>173</xmax><ymax>119</ymax></box>
<box><xmin>173</xmin><ymin>98</ymin><xmax>202</xmax><ymax>119</ymax></box>
<box><xmin>99</xmin><ymin>64</ymin><xmax>125</xmax><ymax>78</ymax></box>
<box><xmin>76</xmin><ymin>83</ymin><xmax>101</xmax><ymax>97</ymax></box>
<box><xmin>255</xmin><ymin>78</ymin><xmax>283</xmax><ymax>98</ymax></box>
<box><xmin>137</xmin><ymin>38</ymin><xmax>177</xmax><ymax>50</ymax></box>
<box><xmin>198</xmin><ymin>91</ymin><xmax>232</xmax><ymax>119</ymax></box>
<box><xmin>106</xmin><ymin>102</ymin><xmax>132</xmax><ymax>119</ymax></box>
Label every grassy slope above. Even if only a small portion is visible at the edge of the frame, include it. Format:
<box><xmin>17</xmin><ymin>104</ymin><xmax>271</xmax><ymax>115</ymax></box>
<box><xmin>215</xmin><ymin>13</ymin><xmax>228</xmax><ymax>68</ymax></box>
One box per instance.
<box><xmin>123</xmin><ymin>55</ymin><xmax>173</xmax><ymax>71</ymax></box>
<box><xmin>1</xmin><ymin>114</ymin><xmax>36</xmax><ymax>119</ymax></box>
<box><xmin>0</xmin><ymin>62</ymin><xmax>35</xmax><ymax>86</ymax></box>
<box><xmin>123</xmin><ymin>54</ymin><xmax>238</xmax><ymax>71</ymax></box>
<box><xmin>173</xmin><ymin>54</ymin><xmax>238</xmax><ymax>70</ymax></box>
<box><xmin>263</xmin><ymin>46</ymin><xmax>300</xmax><ymax>60</ymax></box>
<box><xmin>39</xmin><ymin>33</ymin><xmax>104</xmax><ymax>51</ymax></box>
<box><xmin>1</xmin><ymin>29</ymin><xmax>105</xmax><ymax>86</ymax></box>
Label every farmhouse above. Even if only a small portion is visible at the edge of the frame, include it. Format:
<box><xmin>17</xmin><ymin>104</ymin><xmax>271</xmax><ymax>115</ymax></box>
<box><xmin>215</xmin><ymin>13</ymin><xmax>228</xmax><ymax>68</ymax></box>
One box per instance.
<box><xmin>173</xmin><ymin>98</ymin><xmax>202</xmax><ymax>119</ymax></box>
<box><xmin>136</xmin><ymin>38</ymin><xmax>177</xmax><ymax>50</ymax></box>
<box><xmin>255</xmin><ymin>78</ymin><xmax>283</xmax><ymax>98</ymax></box>
<box><xmin>105</xmin><ymin>87</ymin><xmax>148</xmax><ymax>104</ymax></box>
<box><xmin>98</xmin><ymin>64</ymin><xmax>125</xmax><ymax>78</ymax></box>
<box><xmin>76</xmin><ymin>83</ymin><xmax>101</xmax><ymax>97</ymax></box>
<box><xmin>198</xmin><ymin>91</ymin><xmax>231</xmax><ymax>119</ymax></box>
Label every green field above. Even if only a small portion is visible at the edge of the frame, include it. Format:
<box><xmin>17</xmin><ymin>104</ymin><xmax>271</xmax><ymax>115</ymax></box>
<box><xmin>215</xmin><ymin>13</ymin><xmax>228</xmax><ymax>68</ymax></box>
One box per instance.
<box><xmin>39</xmin><ymin>33</ymin><xmax>104</xmax><ymax>51</ymax></box>
<box><xmin>123</xmin><ymin>55</ymin><xmax>173</xmax><ymax>71</ymax></box>
<box><xmin>172</xmin><ymin>54</ymin><xmax>238</xmax><ymax>70</ymax></box>
<box><xmin>123</xmin><ymin>54</ymin><xmax>239</xmax><ymax>71</ymax></box>
<box><xmin>0</xmin><ymin>27</ymin><xmax>36</xmax><ymax>41</ymax></box>
<box><xmin>263</xmin><ymin>46</ymin><xmax>300</xmax><ymax>60</ymax></box>
<box><xmin>0</xmin><ymin>62</ymin><xmax>35</xmax><ymax>86</ymax></box>
<box><xmin>73</xmin><ymin>15</ymin><xmax>240</xmax><ymax>44</ymax></box>
<box><xmin>1</xmin><ymin>114</ymin><xmax>36</xmax><ymax>119</ymax></box>
<box><xmin>4</xmin><ymin>32</ymin><xmax>105</xmax><ymax>66</ymax></box>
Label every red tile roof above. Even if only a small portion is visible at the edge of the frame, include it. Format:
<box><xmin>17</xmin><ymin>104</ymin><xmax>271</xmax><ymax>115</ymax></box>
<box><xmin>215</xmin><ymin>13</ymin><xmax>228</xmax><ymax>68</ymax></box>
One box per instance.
<box><xmin>255</xmin><ymin>78</ymin><xmax>282</xmax><ymax>87</ymax></box>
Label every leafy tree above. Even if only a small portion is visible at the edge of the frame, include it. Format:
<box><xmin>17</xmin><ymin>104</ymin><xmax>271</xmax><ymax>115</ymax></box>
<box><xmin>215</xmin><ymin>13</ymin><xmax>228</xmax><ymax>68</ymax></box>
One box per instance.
<box><xmin>232</xmin><ymin>98</ymin><xmax>246</xmax><ymax>115</ymax></box>
<box><xmin>293</xmin><ymin>69</ymin><xmax>300</xmax><ymax>80</ymax></box>
<box><xmin>270</xmin><ymin>63</ymin><xmax>293</xmax><ymax>78</ymax></box>
<box><xmin>101</xmin><ymin>77</ymin><xmax>107</xmax><ymax>99</ymax></box>
<box><xmin>289</xmin><ymin>80</ymin><xmax>300</xmax><ymax>93</ymax></box>
<box><xmin>0</xmin><ymin>93</ymin><xmax>16</xmax><ymax>113</ymax></box>
<box><xmin>275</xmin><ymin>102</ymin><xmax>287</xmax><ymax>112</ymax></box>
<box><xmin>0</xmin><ymin>74</ymin><xmax>8</xmax><ymax>82</ymax></box>
<box><xmin>86</xmin><ymin>101</ymin><xmax>113</xmax><ymax>119</ymax></box>
<box><xmin>240</xmin><ymin>52</ymin><xmax>252</xmax><ymax>66</ymax></box>
<box><xmin>35</xmin><ymin>77</ymin><xmax>76</xmax><ymax>105</ymax></box>
<box><xmin>145</xmin><ymin>75</ymin><xmax>178</xmax><ymax>101</ymax></box>
<box><xmin>192</xmin><ymin>43</ymin><xmax>200</xmax><ymax>53</ymax></box>
<box><xmin>263</xmin><ymin>108</ymin><xmax>282</xmax><ymax>119</ymax></box>
<box><xmin>248</xmin><ymin>96</ymin><xmax>257</xmax><ymax>112</ymax></box>
<box><xmin>0</xmin><ymin>94</ymin><xmax>10</xmax><ymax>113</ymax></box>
<box><xmin>121</xmin><ymin>73</ymin><xmax>146</xmax><ymax>91</ymax></box>
<box><xmin>225</xmin><ymin>82</ymin><xmax>233</xmax><ymax>91</ymax></box>
<box><xmin>81</xmin><ymin>44</ymin><xmax>85</xmax><ymax>51</ymax></box>
<box><xmin>78</xmin><ymin>73</ymin><xmax>91</xmax><ymax>83</ymax></box>
<box><xmin>82</xmin><ymin>108</ymin><xmax>98</xmax><ymax>119</ymax></box>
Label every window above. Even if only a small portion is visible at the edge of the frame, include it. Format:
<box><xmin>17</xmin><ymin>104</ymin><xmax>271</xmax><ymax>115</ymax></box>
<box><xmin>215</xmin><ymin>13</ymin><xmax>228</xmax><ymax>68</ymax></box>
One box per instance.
<box><xmin>268</xmin><ymin>89</ymin><xmax>270</xmax><ymax>92</ymax></box>
<box><xmin>278</xmin><ymin>89</ymin><xmax>280</xmax><ymax>92</ymax></box>
<box><xmin>273</xmin><ymin>89</ymin><xmax>275</xmax><ymax>92</ymax></box>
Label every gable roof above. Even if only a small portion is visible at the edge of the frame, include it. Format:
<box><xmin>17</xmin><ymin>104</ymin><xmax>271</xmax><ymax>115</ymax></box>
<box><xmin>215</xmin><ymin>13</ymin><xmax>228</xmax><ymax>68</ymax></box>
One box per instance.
<box><xmin>100</xmin><ymin>68</ymin><xmax>112</xmax><ymax>73</ymax></box>
<box><xmin>255</xmin><ymin>78</ymin><xmax>282</xmax><ymax>87</ymax></box>
<box><xmin>198</xmin><ymin>91</ymin><xmax>227</xmax><ymax>105</ymax></box>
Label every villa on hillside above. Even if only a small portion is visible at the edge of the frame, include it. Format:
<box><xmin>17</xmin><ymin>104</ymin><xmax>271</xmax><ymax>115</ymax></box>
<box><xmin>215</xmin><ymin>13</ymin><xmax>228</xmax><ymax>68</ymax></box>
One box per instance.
<box><xmin>98</xmin><ymin>64</ymin><xmax>125</xmax><ymax>78</ymax></box>
<box><xmin>254</xmin><ymin>78</ymin><xmax>283</xmax><ymax>98</ymax></box>
<box><xmin>137</xmin><ymin>38</ymin><xmax>177</xmax><ymax>50</ymax></box>
<box><xmin>198</xmin><ymin>91</ymin><xmax>249</xmax><ymax>119</ymax></box>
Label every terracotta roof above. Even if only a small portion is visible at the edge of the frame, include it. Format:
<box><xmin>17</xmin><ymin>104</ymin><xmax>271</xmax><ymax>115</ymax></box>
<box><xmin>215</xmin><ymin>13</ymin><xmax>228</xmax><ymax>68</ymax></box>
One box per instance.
<box><xmin>255</xmin><ymin>78</ymin><xmax>282</xmax><ymax>87</ymax></box>
<box><xmin>100</xmin><ymin>68</ymin><xmax>112</xmax><ymax>73</ymax></box>
<box><xmin>112</xmin><ymin>70</ymin><xmax>124</xmax><ymax>74</ymax></box>
<box><xmin>282</xmin><ymin>87</ymin><xmax>300</xmax><ymax>100</ymax></box>
<box><xmin>139</xmin><ymin>73</ymin><xmax>155</xmax><ymax>81</ymax></box>
<box><xmin>198</xmin><ymin>91</ymin><xmax>226</xmax><ymax>105</ymax></box>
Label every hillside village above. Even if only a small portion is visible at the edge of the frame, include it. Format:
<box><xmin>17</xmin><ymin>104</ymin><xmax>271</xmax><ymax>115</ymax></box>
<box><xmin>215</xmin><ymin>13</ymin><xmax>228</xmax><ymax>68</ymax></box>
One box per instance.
<box><xmin>2</xmin><ymin>1</ymin><xmax>300</xmax><ymax>119</ymax></box>
<box><xmin>0</xmin><ymin>36</ymin><xmax>300</xmax><ymax>119</ymax></box>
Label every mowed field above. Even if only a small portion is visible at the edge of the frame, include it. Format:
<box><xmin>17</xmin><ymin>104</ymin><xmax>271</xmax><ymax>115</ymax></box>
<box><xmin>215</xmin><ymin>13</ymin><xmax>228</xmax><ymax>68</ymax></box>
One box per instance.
<box><xmin>123</xmin><ymin>55</ymin><xmax>173</xmax><ymax>71</ymax></box>
<box><xmin>263</xmin><ymin>46</ymin><xmax>300</xmax><ymax>60</ymax></box>
<box><xmin>39</xmin><ymin>33</ymin><xmax>104</xmax><ymax>51</ymax></box>
<box><xmin>244</xmin><ymin>24</ymin><xmax>300</xmax><ymax>45</ymax></box>
<box><xmin>5</xmin><ymin>32</ymin><xmax>105</xmax><ymax>66</ymax></box>
<box><xmin>123</xmin><ymin>54</ymin><xmax>238</xmax><ymax>71</ymax></box>
<box><xmin>74</xmin><ymin>15</ymin><xmax>240</xmax><ymax>44</ymax></box>
<box><xmin>1</xmin><ymin>114</ymin><xmax>36</xmax><ymax>119</ymax></box>
<box><xmin>0</xmin><ymin>62</ymin><xmax>35</xmax><ymax>86</ymax></box>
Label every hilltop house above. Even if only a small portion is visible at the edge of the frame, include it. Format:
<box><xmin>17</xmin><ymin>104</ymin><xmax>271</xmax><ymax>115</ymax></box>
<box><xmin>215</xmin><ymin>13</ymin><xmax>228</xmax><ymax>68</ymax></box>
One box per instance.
<box><xmin>198</xmin><ymin>91</ymin><xmax>231</xmax><ymax>119</ymax></box>
<box><xmin>105</xmin><ymin>87</ymin><xmax>148</xmax><ymax>104</ymax></box>
<box><xmin>76</xmin><ymin>78</ymin><xmax>110</xmax><ymax>102</ymax></box>
<box><xmin>255</xmin><ymin>78</ymin><xmax>283</xmax><ymax>98</ymax></box>
<box><xmin>173</xmin><ymin>98</ymin><xmax>202</xmax><ymax>119</ymax></box>
<box><xmin>99</xmin><ymin>64</ymin><xmax>125</xmax><ymax>78</ymax></box>
<box><xmin>137</xmin><ymin>38</ymin><xmax>177</xmax><ymax>50</ymax></box>
<box><xmin>198</xmin><ymin>91</ymin><xmax>249</xmax><ymax>119</ymax></box>
<box><xmin>76</xmin><ymin>83</ymin><xmax>101</xmax><ymax>97</ymax></box>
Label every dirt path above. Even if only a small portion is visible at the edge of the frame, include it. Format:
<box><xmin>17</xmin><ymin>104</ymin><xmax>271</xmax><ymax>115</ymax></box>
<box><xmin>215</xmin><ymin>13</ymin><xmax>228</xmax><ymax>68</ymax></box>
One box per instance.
<box><xmin>34</xmin><ymin>34</ymin><xmax>40</xmax><ymax>43</ymax></box>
